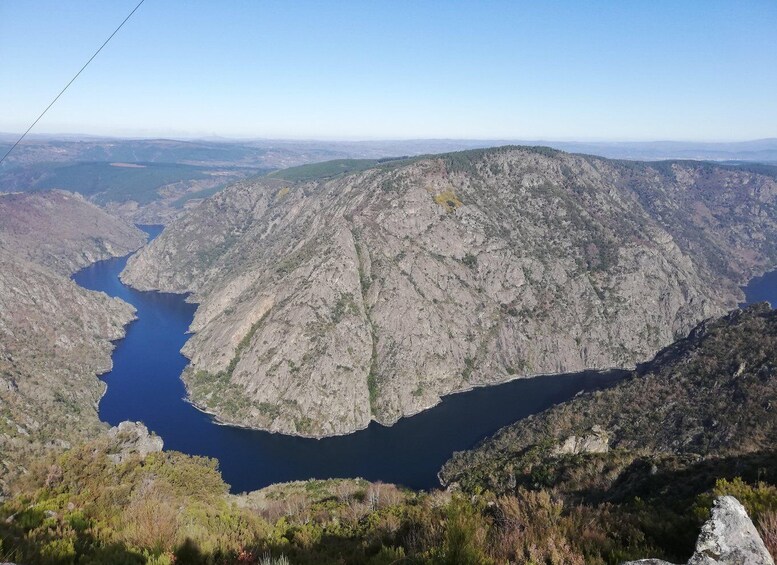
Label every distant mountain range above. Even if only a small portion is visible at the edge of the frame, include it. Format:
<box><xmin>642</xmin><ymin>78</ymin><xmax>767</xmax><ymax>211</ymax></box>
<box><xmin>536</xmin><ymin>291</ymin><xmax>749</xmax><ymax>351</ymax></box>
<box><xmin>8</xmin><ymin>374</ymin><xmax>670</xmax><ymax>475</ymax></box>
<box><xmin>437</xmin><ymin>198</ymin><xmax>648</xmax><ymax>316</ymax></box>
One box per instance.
<box><xmin>2</xmin><ymin>136</ymin><xmax>775</xmax><ymax>227</ymax></box>
<box><xmin>2</xmin><ymin>135</ymin><xmax>777</xmax><ymax>166</ymax></box>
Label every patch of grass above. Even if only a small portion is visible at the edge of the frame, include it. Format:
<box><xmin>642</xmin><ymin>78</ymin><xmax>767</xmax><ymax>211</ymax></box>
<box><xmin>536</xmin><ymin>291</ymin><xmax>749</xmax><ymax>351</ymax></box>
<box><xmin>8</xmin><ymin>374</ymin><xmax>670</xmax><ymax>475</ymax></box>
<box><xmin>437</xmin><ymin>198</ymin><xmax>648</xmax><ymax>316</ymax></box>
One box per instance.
<box><xmin>275</xmin><ymin>186</ymin><xmax>290</xmax><ymax>201</ymax></box>
<box><xmin>461</xmin><ymin>253</ymin><xmax>477</xmax><ymax>268</ymax></box>
<box><xmin>257</xmin><ymin>403</ymin><xmax>281</xmax><ymax>418</ymax></box>
<box><xmin>461</xmin><ymin>357</ymin><xmax>475</xmax><ymax>381</ymax></box>
<box><xmin>295</xmin><ymin>416</ymin><xmax>314</xmax><ymax>434</ymax></box>
<box><xmin>173</xmin><ymin>183</ymin><xmax>231</xmax><ymax>208</ymax></box>
<box><xmin>331</xmin><ymin>293</ymin><xmax>360</xmax><ymax>323</ymax></box>
<box><xmin>367</xmin><ymin>335</ymin><xmax>380</xmax><ymax>415</ymax></box>
<box><xmin>434</xmin><ymin>190</ymin><xmax>463</xmax><ymax>213</ymax></box>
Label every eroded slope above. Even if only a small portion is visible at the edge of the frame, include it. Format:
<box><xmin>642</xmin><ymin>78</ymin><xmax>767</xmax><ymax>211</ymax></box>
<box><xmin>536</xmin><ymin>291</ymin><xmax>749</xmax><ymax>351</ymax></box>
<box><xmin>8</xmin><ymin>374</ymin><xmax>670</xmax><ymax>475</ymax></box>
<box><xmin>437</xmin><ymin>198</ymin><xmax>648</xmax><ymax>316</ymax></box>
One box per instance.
<box><xmin>121</xmin><ymin>147</ymin><xmax>777</xmax><ymax>436</ymax></box>
<box><xmin>0</xmin><ymin>191</ymin><xmax>145</xmax><ymax>492</ymax></box>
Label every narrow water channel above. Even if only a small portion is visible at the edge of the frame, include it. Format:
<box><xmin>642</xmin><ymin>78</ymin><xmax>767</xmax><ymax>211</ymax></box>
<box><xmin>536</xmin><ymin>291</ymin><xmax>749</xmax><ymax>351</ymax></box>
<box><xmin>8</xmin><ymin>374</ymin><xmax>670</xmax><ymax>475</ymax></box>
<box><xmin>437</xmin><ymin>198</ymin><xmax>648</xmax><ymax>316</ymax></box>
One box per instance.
<box><xmin>73</xmin><ymin>226</ymin><xmax>776</xmax><ymax>493</ymax></box>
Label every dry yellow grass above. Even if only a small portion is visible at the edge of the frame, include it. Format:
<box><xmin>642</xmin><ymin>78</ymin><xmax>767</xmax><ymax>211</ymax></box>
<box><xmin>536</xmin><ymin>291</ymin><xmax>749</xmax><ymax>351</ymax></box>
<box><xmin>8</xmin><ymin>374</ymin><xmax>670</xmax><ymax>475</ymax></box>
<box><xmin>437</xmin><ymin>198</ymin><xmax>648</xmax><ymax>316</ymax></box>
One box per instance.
<box><xmin>434</xmin><ymin>190</ymin><xmax>462</xmax><ymax>212</ymax></box>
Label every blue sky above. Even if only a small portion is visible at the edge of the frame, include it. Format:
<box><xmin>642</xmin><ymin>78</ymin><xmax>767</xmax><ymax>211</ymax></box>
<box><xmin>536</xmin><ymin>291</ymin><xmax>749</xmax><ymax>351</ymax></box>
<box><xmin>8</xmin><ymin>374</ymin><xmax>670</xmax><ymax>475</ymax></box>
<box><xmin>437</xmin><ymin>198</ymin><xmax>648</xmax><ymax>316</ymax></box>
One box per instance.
<box><xmin>1</xmin><ymin>1</ymin><xmax>776</xmax><ymax>140</ymax></box>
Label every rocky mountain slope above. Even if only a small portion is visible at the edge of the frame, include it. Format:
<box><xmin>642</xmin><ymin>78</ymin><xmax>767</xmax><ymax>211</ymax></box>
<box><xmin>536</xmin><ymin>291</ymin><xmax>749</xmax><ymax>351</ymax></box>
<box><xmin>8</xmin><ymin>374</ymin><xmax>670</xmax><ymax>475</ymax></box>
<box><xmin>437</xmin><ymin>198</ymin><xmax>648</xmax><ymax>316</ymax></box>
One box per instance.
<box><xmin>121</xmin><ymin>146</ymin><xmax>777</xmax><ymax>437</ymax></box>
<box><xmin>439</xmin><ymin>303</ymin><xmax>777</xmax><ymax>493</ymax></box>
<box><xmin>0</xmin><ymin>191</ymin><xmax>145</xmax><ymax>493</ymax></box>
<box><xmin>0</xmin><ymin>190</ymin><xmax>146</xmax><ymax>275</ymax></box>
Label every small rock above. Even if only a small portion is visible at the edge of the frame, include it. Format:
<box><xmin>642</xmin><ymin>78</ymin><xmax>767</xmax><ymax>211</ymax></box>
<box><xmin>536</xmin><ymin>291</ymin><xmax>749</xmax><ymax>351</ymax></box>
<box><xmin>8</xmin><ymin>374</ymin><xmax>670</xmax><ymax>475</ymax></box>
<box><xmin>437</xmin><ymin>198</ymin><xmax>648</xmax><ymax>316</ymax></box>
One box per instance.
<box><xmin>1</xmin><ymin>377</ymin><xmax>17</xmax><ymax>393</ymax></box>
<box><xmin>553</xmin><ymin>424</ymin><xmax>610</xmax><ymax>455</ymax></box>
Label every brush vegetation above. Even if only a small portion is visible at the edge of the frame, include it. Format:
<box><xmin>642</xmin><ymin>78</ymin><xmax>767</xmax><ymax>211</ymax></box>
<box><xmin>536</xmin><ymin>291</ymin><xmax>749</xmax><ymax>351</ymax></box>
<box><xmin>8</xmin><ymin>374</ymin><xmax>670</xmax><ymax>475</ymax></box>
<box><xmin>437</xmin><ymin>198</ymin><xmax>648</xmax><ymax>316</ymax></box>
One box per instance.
<box><xmin>4</xmin><ymin>304</ymin><xmax>777</xmax><ymax>563</ymax></box>
<box><xmin>3</xmin><ymin>435</ymin><xmax>777</xmax><ymax>564</ymax></box>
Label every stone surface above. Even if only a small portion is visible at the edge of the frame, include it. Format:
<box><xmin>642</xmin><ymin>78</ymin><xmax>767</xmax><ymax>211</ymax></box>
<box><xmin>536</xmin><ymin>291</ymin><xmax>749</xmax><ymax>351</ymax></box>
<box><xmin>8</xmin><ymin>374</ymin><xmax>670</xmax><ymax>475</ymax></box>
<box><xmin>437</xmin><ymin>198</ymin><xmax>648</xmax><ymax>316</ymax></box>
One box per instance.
<box><xmin>0</xmin><ymin>190</ymin><xmax>146</xmax><ymax>275</ymax></box>
<box><xmin>622</xmin><ymin>496</ymin><xmax>774</xmax><ymax>565</ymax></box>
<box><xmin>552</xmin><ymin>424</ymin><xmax>610</xmax><ymax>455</ymax></box>
<box><xmin>688</xmin><ymin>496</ymin><xmax>774</xmax><ymax>565</ymax></box>
<box><xmin>105</xmin><ymin>421</ymin><xmax>164</xmax><ymax>463</ymax></box>
<box><xmin>121</xmin><ymin>147</ymin><xmax>777</xmax><ymax>437</ymax></box>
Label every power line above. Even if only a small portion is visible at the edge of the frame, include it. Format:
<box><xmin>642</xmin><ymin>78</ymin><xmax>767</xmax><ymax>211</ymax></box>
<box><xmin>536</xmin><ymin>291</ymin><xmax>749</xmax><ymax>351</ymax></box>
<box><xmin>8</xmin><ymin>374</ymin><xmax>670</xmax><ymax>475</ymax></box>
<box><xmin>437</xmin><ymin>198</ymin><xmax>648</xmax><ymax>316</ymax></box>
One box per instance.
<box><xmin>0</xmin><ymin>0</ymin><xmax>146</xmax><ymax>166</ymax></box>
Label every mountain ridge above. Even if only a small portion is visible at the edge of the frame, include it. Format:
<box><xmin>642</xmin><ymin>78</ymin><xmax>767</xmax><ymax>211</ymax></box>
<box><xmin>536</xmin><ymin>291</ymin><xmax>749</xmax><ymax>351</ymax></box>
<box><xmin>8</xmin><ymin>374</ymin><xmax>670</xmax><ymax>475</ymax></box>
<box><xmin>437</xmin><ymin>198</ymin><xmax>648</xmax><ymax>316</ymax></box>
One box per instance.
<box><xmin>0</xmin><ymin>191</ymin><xmax>145</xmax><ymax>493</ymax></box>
<box><xmin>121</xmin><ymin>145</ymin><xmax>777</xmax><ymax>437</ymax></box>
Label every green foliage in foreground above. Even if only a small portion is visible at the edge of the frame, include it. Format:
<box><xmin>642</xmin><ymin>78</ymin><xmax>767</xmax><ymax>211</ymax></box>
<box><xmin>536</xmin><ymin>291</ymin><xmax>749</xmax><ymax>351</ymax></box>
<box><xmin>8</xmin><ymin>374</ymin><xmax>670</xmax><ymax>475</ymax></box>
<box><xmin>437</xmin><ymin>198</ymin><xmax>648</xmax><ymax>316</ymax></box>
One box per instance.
<box><xmin>2</xmin><ymin>436</ymin><xmax>777</xmax><ymax>564</ymax></box>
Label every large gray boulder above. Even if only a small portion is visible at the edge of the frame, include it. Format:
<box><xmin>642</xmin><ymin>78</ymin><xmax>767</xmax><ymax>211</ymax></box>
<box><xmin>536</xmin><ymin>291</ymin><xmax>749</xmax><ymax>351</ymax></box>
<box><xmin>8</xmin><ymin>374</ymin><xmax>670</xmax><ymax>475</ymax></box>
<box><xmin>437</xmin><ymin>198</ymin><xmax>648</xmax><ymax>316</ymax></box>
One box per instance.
<box><xmin>623</xmin><ymin>496</ymin><xmax>774</xmax><ymax>565</ymax></box>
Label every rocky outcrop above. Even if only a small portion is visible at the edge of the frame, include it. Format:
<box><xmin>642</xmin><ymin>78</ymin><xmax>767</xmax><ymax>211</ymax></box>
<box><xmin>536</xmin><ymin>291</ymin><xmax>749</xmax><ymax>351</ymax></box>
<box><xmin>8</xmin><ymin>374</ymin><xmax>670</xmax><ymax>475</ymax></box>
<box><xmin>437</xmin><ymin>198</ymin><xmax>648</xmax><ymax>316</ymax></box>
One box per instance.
<box><xmin>623</xmin><ymin>496</ymin><xmax>774</xmax><ymax>565</ymax></box>
<box><xmin>552</xmin><ymin>424</ymin><xmax>609</xmax><ymax>455</ymax></box>
<box><xmin>0</xmin><ymin>191</ymin><xmax>145</xmax><ymax>493</ymax></box>
<box><xmin>0</xmin><ymin>190</ymin><xmax>145</xmax><ymax>275</ymax></box>
<box><xmin>121</xmin><ymin>146</ymin><xmax>777</xmax><ymax>437</ymax></box>
<box><xmin>105</xmin><ymin>421</ymin><xmax>164</xmax><ymax>463</ymax></box>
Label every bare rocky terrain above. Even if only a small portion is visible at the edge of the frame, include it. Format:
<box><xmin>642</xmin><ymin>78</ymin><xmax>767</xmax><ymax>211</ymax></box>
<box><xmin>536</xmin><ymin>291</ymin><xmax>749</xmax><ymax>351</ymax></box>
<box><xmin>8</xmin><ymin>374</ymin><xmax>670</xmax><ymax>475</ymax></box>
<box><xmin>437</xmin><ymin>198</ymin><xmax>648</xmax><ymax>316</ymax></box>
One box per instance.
<box><xmin>0</xmin><ymin>190</ymin><xmax>145</xmax><ymax>275</ymax></box>
<box><xmin>0</xmin><ymin>191</ymin><xmax>145</xmax><ymax>493</ymax></box>
<box><xmin>121</xmin><ymin>146</ymin><xmax>777</xmax><ymax>438</ymax></box>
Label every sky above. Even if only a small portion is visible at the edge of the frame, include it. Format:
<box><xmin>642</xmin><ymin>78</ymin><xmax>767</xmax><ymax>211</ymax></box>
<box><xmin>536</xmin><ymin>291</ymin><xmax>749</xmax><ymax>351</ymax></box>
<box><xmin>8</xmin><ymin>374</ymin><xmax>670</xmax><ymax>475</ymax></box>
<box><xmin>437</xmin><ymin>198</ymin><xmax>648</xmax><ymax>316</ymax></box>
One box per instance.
<box><xmin>1</xmin><ymin>1</ymin><xmax>776</xmax><ymax>141</ymax></box>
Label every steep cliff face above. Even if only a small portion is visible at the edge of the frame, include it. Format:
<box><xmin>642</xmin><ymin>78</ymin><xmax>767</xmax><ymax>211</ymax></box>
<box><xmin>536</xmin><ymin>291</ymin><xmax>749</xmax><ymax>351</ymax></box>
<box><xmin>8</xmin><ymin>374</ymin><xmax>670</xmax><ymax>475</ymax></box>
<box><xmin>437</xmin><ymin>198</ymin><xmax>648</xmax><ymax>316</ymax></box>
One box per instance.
<box><xmin>0</xmin><ymin>190</ymin><xmax>146</xmax><ymax>275</ymax></box>
<box><xmin>439</xmin><ymin>303</ymin><xmax>777</xmax><ymax>493</ymax></box>
<box><xmin>0</xmin><ymin>191</ymin><xmax>145</xmax><ymax>492</ymax></box>
<box><xmin>121</xmin><ymin>147</ymin><xmax>777</xmax><ymax>437</ymax></box>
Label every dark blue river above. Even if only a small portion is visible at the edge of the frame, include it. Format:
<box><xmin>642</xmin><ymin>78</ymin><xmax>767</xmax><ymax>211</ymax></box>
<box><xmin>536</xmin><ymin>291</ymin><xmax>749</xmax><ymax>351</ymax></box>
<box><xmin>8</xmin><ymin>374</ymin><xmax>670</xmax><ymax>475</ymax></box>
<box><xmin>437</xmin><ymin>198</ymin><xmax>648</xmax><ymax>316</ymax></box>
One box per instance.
<box><xmin>73</xmin><ymin>226</ymin><xmax>776</xmax><ymax>493</ymax></box>
<box><xmin>739</xmin><ymin>268</ymin><xmax>777</xmax><ymax>308</ymax></box>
